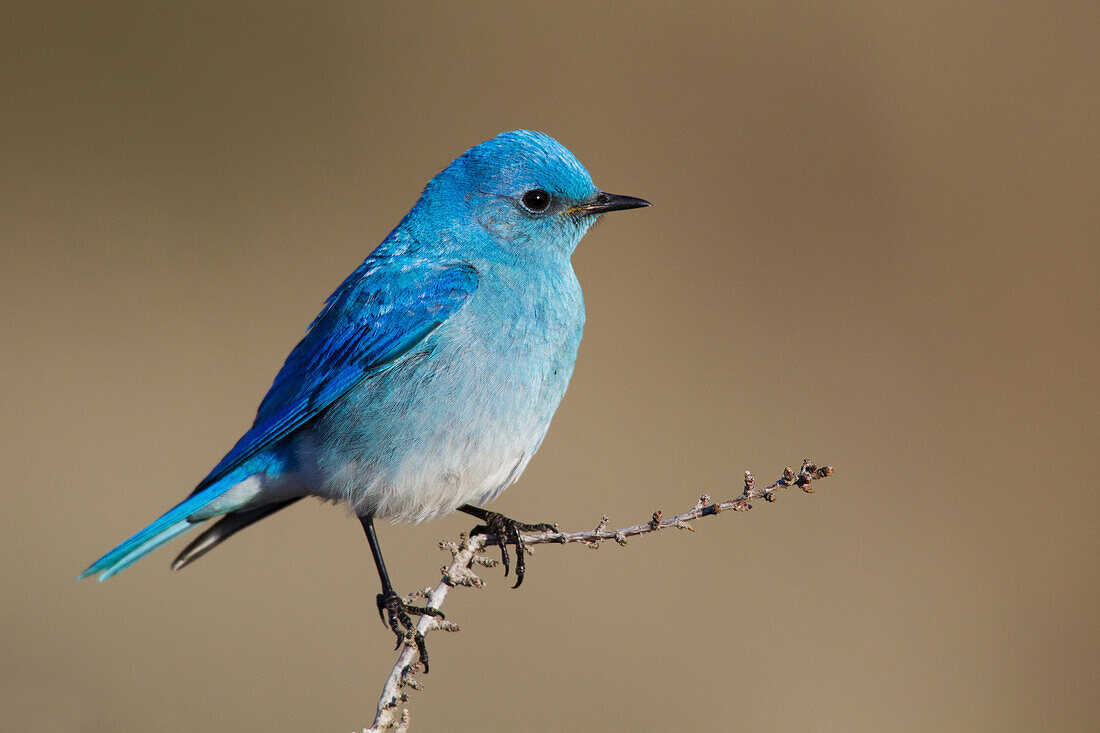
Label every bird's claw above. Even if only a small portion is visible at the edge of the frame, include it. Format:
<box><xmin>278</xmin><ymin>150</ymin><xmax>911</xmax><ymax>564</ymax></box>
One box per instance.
<box><xmin>469</xmin><ymin>511</ymin><xmax>556</xmax><ymax>588</ymax></box>
<box><xmin>376</xmin><ymin>588</ymin><xmax>443</xmax><ymax>672</ymax></box>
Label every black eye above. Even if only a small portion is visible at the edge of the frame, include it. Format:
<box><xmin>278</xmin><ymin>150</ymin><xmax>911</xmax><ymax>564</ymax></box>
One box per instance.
<box><xmin>521</xmin><ymin>189</ymin><xmax>552</xmax><ymax>212</ymax></box>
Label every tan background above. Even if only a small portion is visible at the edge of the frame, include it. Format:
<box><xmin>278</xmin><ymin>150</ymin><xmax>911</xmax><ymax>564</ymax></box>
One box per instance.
<box><xmin>2</xmin><ymin>2</ymin><xmax>1097</xmax><ymax>731</ymax></box>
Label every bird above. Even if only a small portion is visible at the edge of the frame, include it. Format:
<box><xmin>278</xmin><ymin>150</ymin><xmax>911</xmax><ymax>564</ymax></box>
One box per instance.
<box><xmin>79</xmin><ymin>130</ymin><xmax>650</xmax><ymax>668</ymax></box>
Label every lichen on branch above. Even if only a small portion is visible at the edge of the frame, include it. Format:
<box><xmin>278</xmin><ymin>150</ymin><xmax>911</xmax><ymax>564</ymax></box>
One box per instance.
<box><xmin>363</xmin><ymin>459</ymin><xmax>834</xmax><ymax>732</ymax></box>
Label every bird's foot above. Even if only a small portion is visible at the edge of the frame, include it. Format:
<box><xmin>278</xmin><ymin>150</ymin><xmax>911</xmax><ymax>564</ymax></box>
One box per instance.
<box><xmin>468</xmin><ymin>511</ymin><xmax>557</xmax><ymax>589</ymax></box>
<box><xmin>376</xmin><ymin>588</ymin><xmax>444</xmax><ymax>672</ymax></box>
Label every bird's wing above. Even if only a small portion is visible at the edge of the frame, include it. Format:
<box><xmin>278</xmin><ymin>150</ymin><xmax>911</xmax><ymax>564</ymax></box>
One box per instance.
<box><xmin>194</xmin><ymin>259</ymin><xmax>479</xmax><ymax>490</ymax></box>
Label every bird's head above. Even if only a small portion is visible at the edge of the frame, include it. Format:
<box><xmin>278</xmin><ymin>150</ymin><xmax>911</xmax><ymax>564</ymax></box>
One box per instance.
<box><xmin>419</xmin><ymin>130</ymin><xmax>649</xmax><ymax>259</ymax></box>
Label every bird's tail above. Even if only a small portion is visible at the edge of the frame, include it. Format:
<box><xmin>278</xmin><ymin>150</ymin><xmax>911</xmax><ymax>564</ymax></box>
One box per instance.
<box><xmin>78</xmin><ymin>484</ymin><xmax>229</xmax><ymax>582</ymax></box>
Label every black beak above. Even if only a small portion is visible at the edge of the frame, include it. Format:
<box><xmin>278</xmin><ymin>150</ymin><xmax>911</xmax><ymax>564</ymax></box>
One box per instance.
<box><xmin>572</xmin><ymin>191</ymin><xmax>651</xmax><ymax>216</ymax></box>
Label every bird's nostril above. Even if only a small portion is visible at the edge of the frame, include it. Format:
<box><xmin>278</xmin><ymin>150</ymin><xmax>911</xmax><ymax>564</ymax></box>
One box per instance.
<box><xmin>595</xmin><ymin>193</ymin><xmax>609</xmax><ymax>204</ymax></box>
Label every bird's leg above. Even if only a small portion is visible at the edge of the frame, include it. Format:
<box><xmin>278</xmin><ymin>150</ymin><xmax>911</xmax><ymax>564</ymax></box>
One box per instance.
<box><xmin>360</xmin><ymin>515</ymin><xmax>443</xmax><ymax>672</ymax></box>
<box><xmin>457</xmin><ymin>504</ymin><xmax>557</xmax><ymax>589</ymax></box>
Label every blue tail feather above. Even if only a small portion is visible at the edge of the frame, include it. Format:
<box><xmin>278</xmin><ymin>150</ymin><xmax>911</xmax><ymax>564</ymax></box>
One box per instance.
<box><xmin>78</xmin><ymin>484</ymin><xmax>228</xmax><ymax>581</ymax></box>
<box><xmin>93</xmin><ymin>520</ymin><xmax>195</xmax><ymax>581</ymax></box>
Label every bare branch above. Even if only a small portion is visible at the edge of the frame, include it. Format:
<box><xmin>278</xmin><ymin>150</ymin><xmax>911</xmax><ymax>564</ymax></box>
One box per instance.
<box><xmin>362</xmin><ymin>459</ymin><xmax>834</xmax><ymax>731</ymax></box>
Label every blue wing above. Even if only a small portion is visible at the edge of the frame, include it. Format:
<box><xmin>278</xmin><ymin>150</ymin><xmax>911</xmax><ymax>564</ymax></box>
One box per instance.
<box><xmin>78</xmin><ymin>255</ymin><xmax>477</xmax><ymax>581</ymax></box>
<box><xmin>195</xmin><ymin>256</ymin><xmax>479</xmax><ymax>490</ymax></box>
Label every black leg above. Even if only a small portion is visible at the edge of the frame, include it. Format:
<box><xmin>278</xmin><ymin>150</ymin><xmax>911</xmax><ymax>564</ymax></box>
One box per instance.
<box><xmin>360</xmin><ymin>515</ymin><xmax>443</xmax><ymax>672</ymax></box>
<box><xmin>457</xmin><ymin>504</ymin><xmax>557</xmax><ymax>589</ymax></box>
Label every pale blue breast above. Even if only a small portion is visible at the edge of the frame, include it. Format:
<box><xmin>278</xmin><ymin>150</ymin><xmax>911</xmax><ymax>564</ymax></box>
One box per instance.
<box><xmin>297</xmin><ymin>257</ymin><xmax>584</xmax><ymax>522</ymax></box>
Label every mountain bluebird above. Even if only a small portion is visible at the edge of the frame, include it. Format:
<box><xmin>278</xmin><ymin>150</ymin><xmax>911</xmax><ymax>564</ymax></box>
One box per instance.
<box><xmin>80</xmin><ymin>130</ymin><xmax>649</xmax><ymax>667</ymax></box>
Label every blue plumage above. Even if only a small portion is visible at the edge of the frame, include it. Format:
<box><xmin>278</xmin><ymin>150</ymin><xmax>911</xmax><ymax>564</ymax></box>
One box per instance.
<box><xmin>80</xmin><ymin>130</ymin><xmax>649</xmax><ymax>586</ymax></box>
<box><xmin>200</xmin><ymin>262</ymin><xmax>480</xmax><ymax>492</ymax></box>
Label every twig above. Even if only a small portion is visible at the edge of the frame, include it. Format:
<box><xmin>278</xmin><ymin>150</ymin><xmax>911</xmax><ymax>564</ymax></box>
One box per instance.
<box><xmin>362</xmin><ymin>459</ymin><xmax>834</xmax><ymax>731</ymax></box>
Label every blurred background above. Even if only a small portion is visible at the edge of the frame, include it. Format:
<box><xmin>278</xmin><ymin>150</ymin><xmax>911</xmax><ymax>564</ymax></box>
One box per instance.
<box><xmin>2</xmin><ymin>2</ymin><xmax>1096</xmax><ymax>731</ymax></box>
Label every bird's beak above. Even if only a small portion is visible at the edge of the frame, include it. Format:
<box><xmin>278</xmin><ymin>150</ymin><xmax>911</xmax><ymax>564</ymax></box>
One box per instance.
<box><xmin>570</xmin><ymin>192</ymin><xmax>651</xmax><ymax>216</ymax></box>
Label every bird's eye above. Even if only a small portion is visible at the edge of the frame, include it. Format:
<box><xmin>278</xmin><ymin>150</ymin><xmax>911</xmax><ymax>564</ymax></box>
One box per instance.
<box><xmin>521</xmin><ymin>189</ymin><xmax>552</xmax><ymax>212</ymax></box>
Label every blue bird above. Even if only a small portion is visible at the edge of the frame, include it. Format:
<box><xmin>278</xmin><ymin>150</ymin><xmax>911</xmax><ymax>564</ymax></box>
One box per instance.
<box><xmin>80</xmin><ymin>130</ymin><xmax>649</xmax><ymax>667</ymax></box>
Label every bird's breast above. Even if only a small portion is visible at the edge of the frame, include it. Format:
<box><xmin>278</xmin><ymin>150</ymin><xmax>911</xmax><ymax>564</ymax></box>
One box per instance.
<box><xmin>303</xmin><ymin>264</ymin><xmax>585</xmax><ymax>522</ymax></box>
